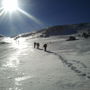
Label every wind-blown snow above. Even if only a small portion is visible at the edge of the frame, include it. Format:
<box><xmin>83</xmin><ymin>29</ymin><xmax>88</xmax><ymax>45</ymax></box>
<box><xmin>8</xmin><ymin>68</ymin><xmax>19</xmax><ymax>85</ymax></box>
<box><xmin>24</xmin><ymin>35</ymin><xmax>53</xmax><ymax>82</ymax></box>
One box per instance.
<box><xmin>0</xmin><ymin>36</ymin><xmax>90</xmax><ymax>90</ymax></box>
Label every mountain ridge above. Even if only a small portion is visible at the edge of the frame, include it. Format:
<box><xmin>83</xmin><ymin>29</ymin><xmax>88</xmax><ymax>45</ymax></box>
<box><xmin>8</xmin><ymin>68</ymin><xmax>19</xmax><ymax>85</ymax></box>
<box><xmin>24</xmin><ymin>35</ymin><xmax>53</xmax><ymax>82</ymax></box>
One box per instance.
<box><xmin>13</xmin><ymin>22</ymin><xmax>90</xmax><ymax>39</ymax></box>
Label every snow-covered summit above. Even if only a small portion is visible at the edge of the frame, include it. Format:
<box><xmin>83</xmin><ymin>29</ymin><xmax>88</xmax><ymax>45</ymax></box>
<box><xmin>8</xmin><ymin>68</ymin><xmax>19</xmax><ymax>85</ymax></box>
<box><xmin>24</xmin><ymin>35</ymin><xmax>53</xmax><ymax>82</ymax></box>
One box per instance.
<box><xmin>14</xmin><ymin>23</ymin><xmax>90</xmax><ymax>39</ymax></box>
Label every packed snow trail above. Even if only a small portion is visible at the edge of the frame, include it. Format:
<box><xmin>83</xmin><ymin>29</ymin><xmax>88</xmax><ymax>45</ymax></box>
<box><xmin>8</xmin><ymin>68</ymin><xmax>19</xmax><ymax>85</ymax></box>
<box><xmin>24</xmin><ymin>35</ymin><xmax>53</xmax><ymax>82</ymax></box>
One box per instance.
<box><xmin>0</xmin><ymin>37</ymin><xmax>90</xmax><ymax>90</ymax></box>
<box><xmin>46</xmin><ymin>50</ymin><xmax>90</xmax><ymax>79</ymax></box>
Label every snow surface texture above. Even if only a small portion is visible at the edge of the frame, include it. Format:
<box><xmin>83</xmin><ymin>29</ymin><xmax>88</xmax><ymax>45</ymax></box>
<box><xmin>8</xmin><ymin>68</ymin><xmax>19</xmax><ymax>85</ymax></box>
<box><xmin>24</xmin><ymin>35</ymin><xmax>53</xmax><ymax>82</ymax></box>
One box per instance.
<box><xmin>0</xmin><ymin>36</ymin><xmax>90</xmax><ymax>90</ymax></box>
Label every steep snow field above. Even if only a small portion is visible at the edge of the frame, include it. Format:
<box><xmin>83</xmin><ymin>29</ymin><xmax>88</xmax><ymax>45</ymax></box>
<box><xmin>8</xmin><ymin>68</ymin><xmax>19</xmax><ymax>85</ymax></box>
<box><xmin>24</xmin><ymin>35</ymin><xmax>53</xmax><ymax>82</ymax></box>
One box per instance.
<box><xmin>0</xmin><ymin>36</ymin><xmax>90</xmax><ymax>90</ymax></box>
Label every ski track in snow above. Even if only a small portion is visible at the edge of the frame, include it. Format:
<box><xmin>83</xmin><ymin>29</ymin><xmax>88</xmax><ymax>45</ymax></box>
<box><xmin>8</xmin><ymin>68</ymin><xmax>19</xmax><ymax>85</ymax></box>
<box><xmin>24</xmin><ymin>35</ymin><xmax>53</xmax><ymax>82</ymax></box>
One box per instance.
<box><xmin>46</xmin><ymin>50</ymin><xmax>90</xmax><ymax>79</ymax></box>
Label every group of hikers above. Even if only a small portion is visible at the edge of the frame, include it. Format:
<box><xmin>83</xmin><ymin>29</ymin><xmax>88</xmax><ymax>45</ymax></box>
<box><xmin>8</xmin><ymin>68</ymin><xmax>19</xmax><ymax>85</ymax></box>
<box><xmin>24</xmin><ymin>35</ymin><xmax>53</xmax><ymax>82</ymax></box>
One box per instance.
<box><xmin>34</xmin><ymin>42</ymin><xmax>47</xmax><ymax>51</ymax></box>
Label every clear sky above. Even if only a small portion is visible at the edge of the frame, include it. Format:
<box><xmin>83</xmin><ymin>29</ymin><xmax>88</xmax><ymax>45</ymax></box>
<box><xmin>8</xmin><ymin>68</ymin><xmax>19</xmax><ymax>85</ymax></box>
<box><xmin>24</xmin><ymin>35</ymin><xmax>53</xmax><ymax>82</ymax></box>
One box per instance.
<box><xmin>0</xmin><ymin>0</ymin><xmax>90</xmax><ymax>36</ymax></box>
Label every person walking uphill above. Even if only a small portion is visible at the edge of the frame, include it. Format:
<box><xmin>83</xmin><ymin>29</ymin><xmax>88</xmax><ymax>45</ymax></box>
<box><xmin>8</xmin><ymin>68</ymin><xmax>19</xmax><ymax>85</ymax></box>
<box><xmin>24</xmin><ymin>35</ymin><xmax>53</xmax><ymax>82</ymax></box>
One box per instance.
<box><xmin>37</xmin><ymin>43</ymin><xmax>40</xmax><ymax>49</ymax></box>
<box><xmin>43</xmin><ymin>44</ymin><xmax>47</xmax><ymax>51</ymax></box>
<box><xmin>34</xmin><ymin>42</ymin><xmax>37</xmax><ymax>48</ymax></box>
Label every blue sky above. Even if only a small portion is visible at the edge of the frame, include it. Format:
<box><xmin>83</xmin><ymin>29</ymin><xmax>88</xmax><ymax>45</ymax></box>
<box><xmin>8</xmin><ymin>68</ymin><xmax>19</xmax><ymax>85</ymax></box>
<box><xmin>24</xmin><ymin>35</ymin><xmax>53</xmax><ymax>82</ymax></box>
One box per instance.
<box><xmin>0</xmin><ymin>0</ymin><xmax>90</xmax><ymax>36</ymax></box>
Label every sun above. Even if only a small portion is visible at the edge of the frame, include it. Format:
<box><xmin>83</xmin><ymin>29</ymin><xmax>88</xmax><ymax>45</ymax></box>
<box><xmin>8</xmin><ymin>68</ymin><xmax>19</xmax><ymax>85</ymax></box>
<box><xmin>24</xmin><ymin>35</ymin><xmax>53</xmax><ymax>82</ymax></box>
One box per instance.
<box><xmin>2</xmin><ymin>0</ymin><xmax>19</xmax><ymax>13</ymax></box>
<box><xmin>0</xmin><ymin>0</ymin><xmax>42</xmax><ymax>25</ymax></box>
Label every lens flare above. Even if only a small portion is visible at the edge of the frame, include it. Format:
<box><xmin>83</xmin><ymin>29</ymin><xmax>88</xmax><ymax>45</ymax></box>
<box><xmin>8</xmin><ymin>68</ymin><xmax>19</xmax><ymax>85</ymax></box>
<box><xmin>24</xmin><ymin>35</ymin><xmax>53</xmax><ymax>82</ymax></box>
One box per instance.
<box><xmin>18</xmin><ymin>8</ymin><xmax>42</xmax><ymax>25</ymax></box>
<box><xmin>2</xmin><ymin>0</ymin><xmax>18</xmax><ymax>13</ymax></box>
<box><xmin>0</xmin><ymin>0</ymin><xmax>44</xmax><ymax>31</ymax></box>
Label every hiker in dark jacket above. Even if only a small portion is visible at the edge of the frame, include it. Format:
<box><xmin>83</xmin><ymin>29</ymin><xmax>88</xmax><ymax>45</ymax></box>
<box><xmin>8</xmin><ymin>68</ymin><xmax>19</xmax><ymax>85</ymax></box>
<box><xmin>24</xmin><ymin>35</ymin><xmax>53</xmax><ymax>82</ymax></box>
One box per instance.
<box><xmin>37</xmin><ymin>43</ymin><xmax>40</xmax><ymax>49</ymax></box>
<box><xmin>34</xmin><ymin>42</ymin><xmax>37</xmax><ymax>48</ymax></box>
<box><xmin>43</xmin><ymin>44</ymin><xmax>47</xmax><ymax>51</ymax></box>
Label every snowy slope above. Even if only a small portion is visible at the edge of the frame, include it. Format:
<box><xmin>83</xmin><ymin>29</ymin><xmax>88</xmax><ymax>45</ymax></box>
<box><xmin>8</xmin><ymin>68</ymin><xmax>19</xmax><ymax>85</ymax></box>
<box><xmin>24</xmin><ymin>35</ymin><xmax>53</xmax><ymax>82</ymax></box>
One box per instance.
<box><xmin>0</xmin><ymin>36</ymin><xmax>90</xmax><ymax>90</ymax></box>
<box><xmin>14</xmin><ymin>23</ymin><xmax>90</xmax><ymax>39</ymax></box>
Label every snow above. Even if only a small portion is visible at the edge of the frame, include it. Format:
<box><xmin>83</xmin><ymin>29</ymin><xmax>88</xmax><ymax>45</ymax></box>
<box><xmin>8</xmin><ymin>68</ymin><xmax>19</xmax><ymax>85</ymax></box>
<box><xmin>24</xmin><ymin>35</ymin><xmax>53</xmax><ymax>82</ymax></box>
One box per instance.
<box><xmin>0</xmin><ymin>36</ymin><xmax>90</xmax><ymax>90</ymax></box>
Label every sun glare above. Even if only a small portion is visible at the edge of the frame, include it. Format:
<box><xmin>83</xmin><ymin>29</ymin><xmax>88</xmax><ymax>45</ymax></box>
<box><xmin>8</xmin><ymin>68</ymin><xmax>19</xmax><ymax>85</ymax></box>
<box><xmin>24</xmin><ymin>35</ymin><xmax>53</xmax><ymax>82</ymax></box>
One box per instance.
<box><xmin>0</xmin><ymin>0</ymin><xmax>43</xmax><ymax>26</ymax></box>
<box><xmin>2</xmin><ymin>0</ymin><xmax>18</xmax><ymax>13</ymax></box>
